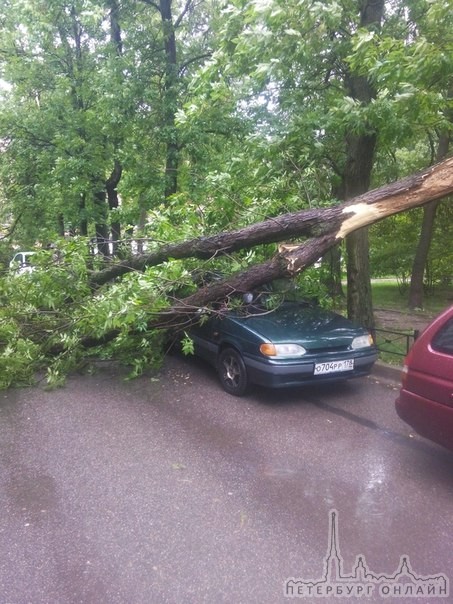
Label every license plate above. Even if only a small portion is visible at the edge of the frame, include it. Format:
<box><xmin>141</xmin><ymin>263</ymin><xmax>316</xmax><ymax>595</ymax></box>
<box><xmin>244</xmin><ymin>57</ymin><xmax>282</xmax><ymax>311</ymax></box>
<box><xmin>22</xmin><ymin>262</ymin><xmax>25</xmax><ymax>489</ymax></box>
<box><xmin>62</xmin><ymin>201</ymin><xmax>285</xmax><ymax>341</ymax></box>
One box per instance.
<box><xmin>314</xmin><ymin>359</ymin><xmax>354</xmax><ymax>375</ymax></box>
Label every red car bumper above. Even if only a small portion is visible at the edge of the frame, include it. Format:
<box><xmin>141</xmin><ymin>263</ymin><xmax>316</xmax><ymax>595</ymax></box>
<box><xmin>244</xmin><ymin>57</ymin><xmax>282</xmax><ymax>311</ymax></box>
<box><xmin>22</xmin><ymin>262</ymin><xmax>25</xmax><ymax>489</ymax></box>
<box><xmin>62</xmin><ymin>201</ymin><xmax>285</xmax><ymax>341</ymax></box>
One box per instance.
<box><xmin>396</xmin><ymin>389</ymin><xmax>453</xmax><ymax>452</ymax></box>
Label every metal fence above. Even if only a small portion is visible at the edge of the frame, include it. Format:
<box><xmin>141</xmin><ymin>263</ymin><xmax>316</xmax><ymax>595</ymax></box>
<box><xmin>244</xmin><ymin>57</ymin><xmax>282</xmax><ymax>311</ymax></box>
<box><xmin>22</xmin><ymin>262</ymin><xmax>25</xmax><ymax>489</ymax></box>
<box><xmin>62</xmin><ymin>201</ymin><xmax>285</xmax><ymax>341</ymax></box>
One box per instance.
<box><xmin>372</xmin><ymin>327</ymin><xmax>419</xmax><ymax>357</ymax></box>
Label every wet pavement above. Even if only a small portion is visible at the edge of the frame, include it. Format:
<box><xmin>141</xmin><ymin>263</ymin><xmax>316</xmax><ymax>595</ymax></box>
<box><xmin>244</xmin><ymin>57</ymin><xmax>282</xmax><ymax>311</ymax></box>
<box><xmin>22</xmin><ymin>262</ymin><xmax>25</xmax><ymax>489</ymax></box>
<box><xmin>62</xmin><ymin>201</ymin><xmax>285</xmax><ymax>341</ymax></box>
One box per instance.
<box><xmin>0</xmin><ymin>355</ymin><xmax>452</xmax><ymax>603</ymax></box>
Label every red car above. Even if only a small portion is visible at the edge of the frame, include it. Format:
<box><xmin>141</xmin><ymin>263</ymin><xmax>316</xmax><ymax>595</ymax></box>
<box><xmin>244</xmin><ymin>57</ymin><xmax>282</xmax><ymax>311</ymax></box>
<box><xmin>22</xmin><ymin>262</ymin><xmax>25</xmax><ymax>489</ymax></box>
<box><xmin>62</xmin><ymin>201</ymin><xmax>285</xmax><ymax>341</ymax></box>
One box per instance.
<box><xmin>395</xmin><ymin>305</ymin><xmax>453</xmax><ymax>452</ymax></box>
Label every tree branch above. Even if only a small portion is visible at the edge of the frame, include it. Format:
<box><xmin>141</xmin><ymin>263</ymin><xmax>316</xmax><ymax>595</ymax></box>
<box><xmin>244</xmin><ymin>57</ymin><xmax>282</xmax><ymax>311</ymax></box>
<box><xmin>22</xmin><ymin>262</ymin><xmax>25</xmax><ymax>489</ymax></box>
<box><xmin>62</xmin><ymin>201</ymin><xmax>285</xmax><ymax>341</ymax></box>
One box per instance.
<box><xmin>179</xmin><ymin>52</ymin><xmax>212</xmax><ymax>75</ymax></box>
<box><xmin>139</xmin><ymin>0</ymin><xmax>161</xmax><ymax>13</ymax></box>
<box><xmin>174</xmin><ymin>0</ymin><xmax>195</xmax><ymax>28</ymax></box>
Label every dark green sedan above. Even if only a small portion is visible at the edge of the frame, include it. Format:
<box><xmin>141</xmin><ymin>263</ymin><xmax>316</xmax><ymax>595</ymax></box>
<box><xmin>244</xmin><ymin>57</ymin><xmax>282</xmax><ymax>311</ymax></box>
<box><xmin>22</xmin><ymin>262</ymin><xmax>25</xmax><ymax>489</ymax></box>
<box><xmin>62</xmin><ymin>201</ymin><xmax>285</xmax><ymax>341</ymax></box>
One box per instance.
<box><xmin>191</xmin><ymin>301</ymin><xmax>378</xmax><ymax>396</ymax></box>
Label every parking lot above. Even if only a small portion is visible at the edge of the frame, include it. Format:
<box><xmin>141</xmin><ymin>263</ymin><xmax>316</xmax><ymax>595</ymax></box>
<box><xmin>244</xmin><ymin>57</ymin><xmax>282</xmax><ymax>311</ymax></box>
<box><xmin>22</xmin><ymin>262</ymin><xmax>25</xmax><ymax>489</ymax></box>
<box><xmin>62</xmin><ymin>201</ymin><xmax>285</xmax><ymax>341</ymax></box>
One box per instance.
<box><xmin>0</xmin><ymin>355</ymin><xmax>451</xmax><ymax>603</ymax></box>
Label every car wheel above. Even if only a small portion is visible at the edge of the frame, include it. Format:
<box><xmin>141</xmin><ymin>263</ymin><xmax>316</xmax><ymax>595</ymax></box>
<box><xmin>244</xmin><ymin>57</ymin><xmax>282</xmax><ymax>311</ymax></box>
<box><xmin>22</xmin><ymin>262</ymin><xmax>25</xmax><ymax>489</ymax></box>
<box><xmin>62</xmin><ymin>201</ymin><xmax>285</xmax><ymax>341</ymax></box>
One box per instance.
<box><xmin>218</xmin><ymin>348</ymin><xmax>249</xmax><ymax>396</ymax></box>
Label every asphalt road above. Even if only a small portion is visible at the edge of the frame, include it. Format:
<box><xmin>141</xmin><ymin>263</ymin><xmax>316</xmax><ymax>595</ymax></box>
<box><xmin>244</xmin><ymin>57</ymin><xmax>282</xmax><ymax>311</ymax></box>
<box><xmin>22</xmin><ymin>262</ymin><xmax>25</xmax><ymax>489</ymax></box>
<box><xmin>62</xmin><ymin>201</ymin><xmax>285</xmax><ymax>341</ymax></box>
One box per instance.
<box><xmin>0</xmin><ymin>355</ymin><xmax>452</xmax><ymax>604</ymax></box>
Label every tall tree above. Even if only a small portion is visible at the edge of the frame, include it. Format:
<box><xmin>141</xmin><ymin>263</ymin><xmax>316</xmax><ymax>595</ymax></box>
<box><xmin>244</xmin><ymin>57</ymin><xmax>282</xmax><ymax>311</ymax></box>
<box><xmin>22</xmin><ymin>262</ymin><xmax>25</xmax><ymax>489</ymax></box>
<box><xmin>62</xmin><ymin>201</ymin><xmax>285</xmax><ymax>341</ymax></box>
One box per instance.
<box><xmin>343</xmin><ymin>0</ymin><xmax>384</xmax><ymax>329</ymax></box>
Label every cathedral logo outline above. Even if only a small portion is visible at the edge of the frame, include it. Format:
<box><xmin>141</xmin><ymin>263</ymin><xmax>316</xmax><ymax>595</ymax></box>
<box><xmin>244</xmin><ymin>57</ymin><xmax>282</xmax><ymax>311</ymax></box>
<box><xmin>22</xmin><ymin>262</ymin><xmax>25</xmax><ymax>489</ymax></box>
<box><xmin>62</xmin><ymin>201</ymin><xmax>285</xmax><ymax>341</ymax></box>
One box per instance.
<box><xmin>284</xmin><ymin>510</ymin><xmax>449</xmax><ymax>599</ymax></box>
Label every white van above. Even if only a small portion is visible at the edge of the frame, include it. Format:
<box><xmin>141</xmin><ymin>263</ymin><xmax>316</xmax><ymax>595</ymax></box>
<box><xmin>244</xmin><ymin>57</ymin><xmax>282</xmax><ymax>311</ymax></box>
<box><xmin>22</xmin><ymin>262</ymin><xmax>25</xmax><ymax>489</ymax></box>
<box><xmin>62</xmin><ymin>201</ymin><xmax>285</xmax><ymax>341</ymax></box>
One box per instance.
<box><xmin>9</xmin><ymin>251</ymin><xmax>35</xmax><ymax>274</ymax></box>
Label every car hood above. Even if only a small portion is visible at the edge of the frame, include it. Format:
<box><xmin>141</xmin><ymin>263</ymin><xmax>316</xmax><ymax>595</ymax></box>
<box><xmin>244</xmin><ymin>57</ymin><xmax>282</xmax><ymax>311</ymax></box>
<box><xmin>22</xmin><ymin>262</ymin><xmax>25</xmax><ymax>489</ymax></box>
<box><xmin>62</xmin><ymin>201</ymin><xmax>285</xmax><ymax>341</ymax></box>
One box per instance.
<box><xmin>230</xmin><ymin>305</ymin><xmax>367</xmax><ymax>349</ymax></box>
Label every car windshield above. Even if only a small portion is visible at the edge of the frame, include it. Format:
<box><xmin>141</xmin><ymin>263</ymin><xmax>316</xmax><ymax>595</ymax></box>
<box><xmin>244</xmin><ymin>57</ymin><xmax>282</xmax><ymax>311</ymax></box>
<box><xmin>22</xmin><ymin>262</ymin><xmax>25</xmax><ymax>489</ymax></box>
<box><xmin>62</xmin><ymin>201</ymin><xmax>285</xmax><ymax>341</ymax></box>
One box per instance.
<box><xmin>11</xmin><ymin>252</ymin><xmax>35</xmax><ymax>264</ymax></box>
<box><xmin>237</xmin><ymin>297</ymin><xmax>314</xmax><ymax>317</ymax></box>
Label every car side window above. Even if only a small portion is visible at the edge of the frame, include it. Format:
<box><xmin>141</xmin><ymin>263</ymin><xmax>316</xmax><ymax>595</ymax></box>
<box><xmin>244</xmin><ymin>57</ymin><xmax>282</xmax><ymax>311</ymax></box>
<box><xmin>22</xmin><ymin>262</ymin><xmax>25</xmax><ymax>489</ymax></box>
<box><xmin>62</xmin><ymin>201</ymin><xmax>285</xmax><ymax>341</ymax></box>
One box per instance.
<box><xmin>432</xmin><ymin>318</ymin><xmax>453</xmax><ymax>355</ymax></box>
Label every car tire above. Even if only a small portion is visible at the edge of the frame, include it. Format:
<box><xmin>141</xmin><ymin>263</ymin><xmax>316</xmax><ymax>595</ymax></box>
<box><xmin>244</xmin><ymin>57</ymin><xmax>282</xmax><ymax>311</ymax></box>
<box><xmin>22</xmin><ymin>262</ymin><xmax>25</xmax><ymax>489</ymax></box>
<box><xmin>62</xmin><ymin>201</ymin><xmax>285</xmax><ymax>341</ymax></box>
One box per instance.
<box><xmin>218</xmin><ymin>348</ymin><xmax>249</xmax><ymax>396</ymax></box>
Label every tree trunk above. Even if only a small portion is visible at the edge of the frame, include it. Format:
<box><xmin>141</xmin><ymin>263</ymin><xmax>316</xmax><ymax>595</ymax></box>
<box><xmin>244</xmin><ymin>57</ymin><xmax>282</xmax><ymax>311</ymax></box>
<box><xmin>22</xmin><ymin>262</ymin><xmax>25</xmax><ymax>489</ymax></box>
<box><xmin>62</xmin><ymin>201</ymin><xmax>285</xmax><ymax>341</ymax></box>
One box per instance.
<box><xmin>408</xmin><ymin>201</ymin><xmax>439</xmax><ymax>309</ymax></box>
<box><xmin>321</xmin><ymin>245</ymin><xmax>344</xmax><ymax>298</ymax></box>
<box><xmin>136</xmin><ymin>194</ymin><xmax>148</xmax><ymax>254</ymax></box>
<box><xmin>343</xmin><ymin>133</ymin><xmax>377</xmax><ymax>329</ymax></box>
<box><xmin>342</xmin><ymin>0</ymin><xmax>385</xmax><ymax>330</ymax></box>
<box><xmin>160</xmin><ymin>0</ymin><xmax>179</xmax><ymax>199</ymax></box>
<box><xmin>106</xmin><ymin>159</ymin><xmax>123</xmax><ymax>255</ymax></box>
<box><xmin>139</xmin><ymin>0</ymin><xmax>182</xmax><ymax>199</ymax></box>
<box><xmin>79</xmin><ymin>194</ymin><xmax>88</xmax><ymax>236</ymax></box>
<box><xmin>94</xmin><ymin>189</ymin><xmax>110</xmax><ymax>257</ymax></box>
<box><xmin>408</xmin><ymin>131</ymin><xmax>451</xmax><ymax>309</ymax></box>
<box><xmin>106</xmin><ymin>0</ymin><xmax>124</xmax><ymax>255</ymax></box>
<box><xmin>108</xmin><ymin>0</ymin><xmax>123</xmax><ymax>54</ymax></box>
<box><xmin>57</xmin><ymin>214</ymin><xmax>65</xmax><ymax>238</ymax></box>
<box><xmin>346</xmin><ymin>229</ymin><xmax>373</xmax><ymax>326</ymax></box>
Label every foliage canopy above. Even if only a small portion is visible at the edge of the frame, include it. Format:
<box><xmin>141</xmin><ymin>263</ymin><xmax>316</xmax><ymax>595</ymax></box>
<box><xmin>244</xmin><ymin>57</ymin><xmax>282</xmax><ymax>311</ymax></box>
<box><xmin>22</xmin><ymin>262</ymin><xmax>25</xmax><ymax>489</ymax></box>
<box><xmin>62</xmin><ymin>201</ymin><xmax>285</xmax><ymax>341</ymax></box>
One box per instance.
<box><xmin>0</xmin><ymin>0</ymin><xmax>452</xmax><ymax>387</ymax></box>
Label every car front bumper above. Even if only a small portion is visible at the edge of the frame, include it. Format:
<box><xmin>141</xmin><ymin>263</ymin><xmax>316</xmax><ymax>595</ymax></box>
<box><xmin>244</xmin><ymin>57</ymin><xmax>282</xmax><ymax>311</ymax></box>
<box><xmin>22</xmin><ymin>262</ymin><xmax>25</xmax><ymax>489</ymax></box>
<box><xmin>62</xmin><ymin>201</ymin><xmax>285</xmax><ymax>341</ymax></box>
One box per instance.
<box><xmin>243</xmin><ymin>350</ymin><xmax>378</xmax><ymax>388</ymax></box>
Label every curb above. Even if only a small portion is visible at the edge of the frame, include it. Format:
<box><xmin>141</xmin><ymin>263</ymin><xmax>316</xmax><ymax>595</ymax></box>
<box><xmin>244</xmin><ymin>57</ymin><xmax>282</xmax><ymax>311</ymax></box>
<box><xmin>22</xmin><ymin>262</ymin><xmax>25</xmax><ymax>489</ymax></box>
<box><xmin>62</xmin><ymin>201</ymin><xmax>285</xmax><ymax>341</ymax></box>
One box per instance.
<box><xmin>371</xmin><ymin>360</ymin><xmax>403</xmax><ymax>384</ymax></box>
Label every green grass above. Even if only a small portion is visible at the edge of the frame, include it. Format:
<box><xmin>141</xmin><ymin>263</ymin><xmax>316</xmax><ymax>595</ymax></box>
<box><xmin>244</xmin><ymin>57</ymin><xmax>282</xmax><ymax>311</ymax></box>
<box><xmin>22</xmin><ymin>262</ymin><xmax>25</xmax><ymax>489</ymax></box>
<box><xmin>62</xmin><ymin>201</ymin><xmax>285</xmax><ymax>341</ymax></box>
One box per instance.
<box><xmin>371</xmin><ymin>279</ymin><xmax>453</xmax><ymax>315</ymax></box>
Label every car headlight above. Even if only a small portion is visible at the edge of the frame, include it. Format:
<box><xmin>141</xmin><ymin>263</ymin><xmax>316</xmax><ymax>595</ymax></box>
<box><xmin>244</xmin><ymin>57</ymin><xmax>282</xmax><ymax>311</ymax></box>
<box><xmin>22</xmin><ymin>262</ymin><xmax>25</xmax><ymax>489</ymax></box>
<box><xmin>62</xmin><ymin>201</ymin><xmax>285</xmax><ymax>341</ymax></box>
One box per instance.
<box><xmin>260</xmin><ymin>343</ymin><xmax>307</xmax><ymax>358</ymax></box>
<box><xmin>351</xmin><ymin>334</ymin><xmax>374</xmax><ymax>349</ymax></box>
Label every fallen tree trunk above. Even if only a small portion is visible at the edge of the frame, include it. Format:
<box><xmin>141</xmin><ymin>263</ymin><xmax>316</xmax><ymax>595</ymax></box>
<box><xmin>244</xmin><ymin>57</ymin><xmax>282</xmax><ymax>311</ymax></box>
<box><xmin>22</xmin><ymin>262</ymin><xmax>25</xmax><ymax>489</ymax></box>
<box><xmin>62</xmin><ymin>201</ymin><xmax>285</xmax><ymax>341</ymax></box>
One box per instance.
<box><xmin>91</xmin><ymin>157</ymin><xmax>453</xmax><ymax>289</ymax></box>
<box><xmin>45</xmin><ymin>157</ymin><xmax>453</xmax><ymax>355</ymax></box>
<box><xmin>155</xmin><ymin>157</ymin><xmax>453</xmax><ymax>326</ymax></box>
<box><xmin>58</xmin><ymin>156</ymin><xmax>451</xmax><ymax>349</ymax></box>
